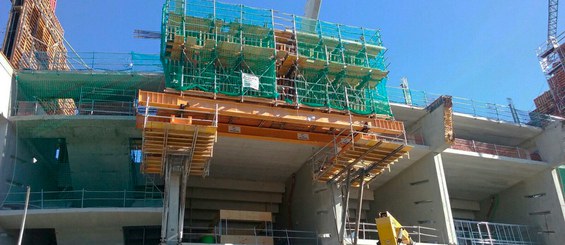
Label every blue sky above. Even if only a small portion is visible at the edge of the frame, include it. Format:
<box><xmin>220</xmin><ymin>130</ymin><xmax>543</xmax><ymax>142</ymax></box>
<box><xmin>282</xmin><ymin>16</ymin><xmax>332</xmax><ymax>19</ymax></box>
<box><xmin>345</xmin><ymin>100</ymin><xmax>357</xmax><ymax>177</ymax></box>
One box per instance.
<box><xmin>0</xmin><ymin>1</ymin><xmax>559</xmax><ymax>111</ymax></box>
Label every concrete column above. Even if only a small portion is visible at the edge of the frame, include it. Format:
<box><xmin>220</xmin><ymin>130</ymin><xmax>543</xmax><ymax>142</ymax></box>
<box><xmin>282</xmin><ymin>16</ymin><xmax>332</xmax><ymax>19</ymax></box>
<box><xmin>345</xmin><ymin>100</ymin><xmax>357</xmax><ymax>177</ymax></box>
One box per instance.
<box><xmin>162</xmin><ymin>167</ymin><xmax>182</xmax><ymax>245</ymax></box>
<box><xmin>370</xmin><ymin>153</ymin><xmax>457</xmax><ymax>245</ymax></box>
<box><xmin>283</xmin><ymin>162</ymin><xmax>344</xmax><ymax>245</ymax></box>
<box><xmin>0</xmin><ymin>54</ymin><xmax>14</xmax><ymax>117</ymax></box>
<box><xmin>479</xmin><ymin>168</ymin><xmax>565</xmax><ymax>245</ymax></box>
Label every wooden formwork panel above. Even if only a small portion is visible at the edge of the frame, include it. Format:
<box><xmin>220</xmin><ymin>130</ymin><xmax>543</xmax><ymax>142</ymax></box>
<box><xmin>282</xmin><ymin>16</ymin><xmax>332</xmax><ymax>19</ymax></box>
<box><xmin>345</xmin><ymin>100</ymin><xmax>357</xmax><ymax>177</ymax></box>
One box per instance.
<box><xmin>315</xmin><ymin>134</ymin><xmax>412</xmax><ymax>186</ymax></box>
<box><xmin>141</xmin><ymin>120</ymin><xmax>217</xmax><ymax>175</ymax></box>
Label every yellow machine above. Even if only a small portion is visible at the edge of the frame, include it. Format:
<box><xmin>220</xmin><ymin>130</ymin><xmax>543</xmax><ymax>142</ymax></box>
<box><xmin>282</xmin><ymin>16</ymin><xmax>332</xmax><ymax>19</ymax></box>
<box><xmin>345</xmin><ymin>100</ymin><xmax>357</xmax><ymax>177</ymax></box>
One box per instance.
<box><xmin>375</xmin><ymin>212</ymin><xmax>414</xmax><ymax>245</ymax></box>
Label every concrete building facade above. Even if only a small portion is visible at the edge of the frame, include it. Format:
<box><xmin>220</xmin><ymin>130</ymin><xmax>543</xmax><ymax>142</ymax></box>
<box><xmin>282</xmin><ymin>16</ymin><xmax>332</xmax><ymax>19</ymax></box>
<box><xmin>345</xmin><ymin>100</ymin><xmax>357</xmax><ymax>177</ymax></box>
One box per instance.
<box><xmin>0</xmin><ymin>51</ymin><xmax>564</xmax><ymax>244</ymax></box>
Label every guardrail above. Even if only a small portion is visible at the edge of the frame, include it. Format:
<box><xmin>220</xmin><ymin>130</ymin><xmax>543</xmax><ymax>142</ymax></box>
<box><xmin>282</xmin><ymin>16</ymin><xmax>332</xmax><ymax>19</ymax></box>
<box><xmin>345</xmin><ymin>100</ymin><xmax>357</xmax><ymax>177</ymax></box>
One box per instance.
<box><xmin>20</xmin><ymin>52</ymin><xmax>163</xmax><ymax>73</ymax></box>
<box><xmin>454</xmin><ymin>219</ymin><xmax>537</xmax><ymax>245</ymax></box>
<box><xmin>182</xmin><ymin>226</ymin><xmax>319</xmax><ymax>244</ymax></box>
<box><xmin>387</xmin><ymin>86</ymin><xmax>549</xmax><ymax>127</ymax></box>
<box><xmin>15</xmin><ymin>51</ymin><xmax>552</xmax><ymax>127</ymax></box>
<box><xmin>450</xmin><ymin>138</ymin><xmax>540</xmax><ymax>161</ymax></box>
<box><xmin>15</xmin><ymin>100</ymin><xmax>136</xmax><ymax>116</ymax></box>
<box><xmin>344</xmin><ymin>222</ymin><xmax>439</xmax><ymax>244</ymax></box>
<box><xmin>0</xmin><ymin>189</ymin><xmax>163</xmax><ymax>210</ymax></box>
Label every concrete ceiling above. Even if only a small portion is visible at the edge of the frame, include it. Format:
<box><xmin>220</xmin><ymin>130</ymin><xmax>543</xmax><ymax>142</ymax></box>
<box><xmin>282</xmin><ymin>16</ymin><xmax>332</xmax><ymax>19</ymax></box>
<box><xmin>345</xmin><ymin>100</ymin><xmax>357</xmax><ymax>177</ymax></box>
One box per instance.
<box><xmin>442</xmin><ymin>150</ymin><xmax>550</xmax><ymax>201</ymax></box>
<box><xmin>452</xmin><ymin>114</ymin><xmax>542</xmax><ymax>146</ymax></box>
<box><xmin>209</xmin><ymin>136</ymin><xmax>320</xmax><ymax>182</ymax></box>
<box><xmin>390</xmin><ymin>103</ymin><xmax>428</xmax><ymax>129</ymax></box>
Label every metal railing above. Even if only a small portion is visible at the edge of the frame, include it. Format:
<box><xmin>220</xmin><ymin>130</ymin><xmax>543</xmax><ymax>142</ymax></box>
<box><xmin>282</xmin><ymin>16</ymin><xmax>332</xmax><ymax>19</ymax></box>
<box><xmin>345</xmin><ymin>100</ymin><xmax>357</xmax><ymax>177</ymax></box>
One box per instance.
<box><xmin>0</xmin><ymin>189</ymin><xmax>163</xmax><ymax>210</ymax></box>
<box><xmin>20</xmin><ymin>52</ymin><xmax>163</xmax><ymax>73</ymax></box>
<box><xmin>450</xmin><ymin>138</ymin><xmax>539</xmax><ymax>161</ymax></box>
<box><xmin>13</xmin><ymin>51</ymin><xmax>552</xmax><ymax>127</ymax></box>
<box><xmin>182</xmin><ymin>226</ymin><xmax>319</xmax><ymax>244</ymax></box>
<box><xmin>15</xmin><ymin>100</ymin><xmax>136</xmax><ymax>116</ymax></box>
<box><xmin>344</xmin><ymin>222</ymin><xmax>439</xmax><ymax>244</ymax></box>
<box><xmin>387</xmin><ymin>86</ymin><xmax>550</xmax><ymax>127</ymax></box>
<box><xmin>454</xmin><ymin>219</ymin><xmax>537</xmax><ymax>245</ymax></box>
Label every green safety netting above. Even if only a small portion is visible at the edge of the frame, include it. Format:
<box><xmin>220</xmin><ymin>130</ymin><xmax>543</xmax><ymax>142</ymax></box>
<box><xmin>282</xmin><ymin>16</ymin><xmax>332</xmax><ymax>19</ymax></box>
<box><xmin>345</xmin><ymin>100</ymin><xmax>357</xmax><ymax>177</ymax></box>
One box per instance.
<box><xmin>161</xmin><ymin>0</ymin><xmax>393</xmax><ymax>117</ymax></box>
<box><xmin>14</xmin><ymin>71</ymin><xmax>164</xmax><ymax>116</ymax></box>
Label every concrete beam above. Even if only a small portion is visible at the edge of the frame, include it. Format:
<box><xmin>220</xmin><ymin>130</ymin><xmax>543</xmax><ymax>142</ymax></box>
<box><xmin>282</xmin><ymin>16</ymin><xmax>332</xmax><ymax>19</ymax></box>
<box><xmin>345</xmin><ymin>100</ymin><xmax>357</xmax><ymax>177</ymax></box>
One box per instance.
<box><xmin>189</xmin><ymin>199</ymin><xmax>280</xmax><ymax>213</ymax></box>
<box><xmin>187</xmin><ymin>177</ymin><xmax>285</xmax><ymax>193</ymax></box>
<box><xmin>450</xmin><ymin>199</ymin><xmax>480</xmax><ymax>211</ymax></box>
<box><xmin>408</xmin><ymin>96</ymin><xmax>454</xmax><ymax>152</ymax></box>
<box><xmin>535</xmin><ymin>120</ymin><xmax>565</xmax><ymax>166</ymax></box>
<box><xmin>186</xmin><ymin>188</ymin><xmax>283</xmax><ymax>203</ymax></box>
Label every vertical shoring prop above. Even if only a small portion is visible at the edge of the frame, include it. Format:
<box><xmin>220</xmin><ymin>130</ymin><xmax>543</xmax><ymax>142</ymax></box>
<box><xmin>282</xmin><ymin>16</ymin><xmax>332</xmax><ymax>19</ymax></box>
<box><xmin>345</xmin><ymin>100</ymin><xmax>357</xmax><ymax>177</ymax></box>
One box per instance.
<box><xmin>341</xmin><ymin>170</ymin><xmax>351</xmax><ymax>244</ymax></box>
<box><xmin>160</xmin><ymin>164</ymin><xmax>171</xmax><ymax>244</ymax></box>
<box><xmin>345</xmin><ymin>88</ymin><xmax>355</xmax><ymax>150</ymax></box>
<box><xmin>353</xmin><ymin>178</ymin><xmax>365</xmax><ymax>245</ymax></box>
<box><xmin>178</xmin><ymin>127</ymin><xmax>199</xmax><ymax>242</ymax></box>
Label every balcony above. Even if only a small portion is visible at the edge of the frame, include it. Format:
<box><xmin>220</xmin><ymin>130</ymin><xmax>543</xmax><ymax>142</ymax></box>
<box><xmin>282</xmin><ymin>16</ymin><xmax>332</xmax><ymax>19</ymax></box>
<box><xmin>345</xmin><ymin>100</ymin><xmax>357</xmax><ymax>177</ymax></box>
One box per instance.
<box><xmin>387</xmin><ymin>86</ymin><xmax>551</xmax><ymax>128</ymax></box>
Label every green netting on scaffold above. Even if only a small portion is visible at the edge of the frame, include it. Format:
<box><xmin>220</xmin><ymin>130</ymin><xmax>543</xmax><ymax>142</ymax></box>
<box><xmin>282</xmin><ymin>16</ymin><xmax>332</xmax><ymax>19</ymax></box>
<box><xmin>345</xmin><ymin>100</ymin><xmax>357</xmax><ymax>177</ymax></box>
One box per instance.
<box><xmin>161</xmin><ymin>0</ymin><xmax>393</xmax><ymax>117</ymax></box>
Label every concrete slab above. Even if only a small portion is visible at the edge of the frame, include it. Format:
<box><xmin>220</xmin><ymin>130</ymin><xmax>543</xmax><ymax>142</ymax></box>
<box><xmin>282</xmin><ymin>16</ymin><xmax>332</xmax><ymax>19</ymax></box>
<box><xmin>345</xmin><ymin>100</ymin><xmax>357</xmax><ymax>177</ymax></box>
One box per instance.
<box><xmin>210</xmin><ymin>136</ymin><xmax>320</xmax><ymax>182</ymax></box>
<box><xmin>0</xmin><ymin>207</ymin><xmax>161</xmax><ymax>229</ymax></box>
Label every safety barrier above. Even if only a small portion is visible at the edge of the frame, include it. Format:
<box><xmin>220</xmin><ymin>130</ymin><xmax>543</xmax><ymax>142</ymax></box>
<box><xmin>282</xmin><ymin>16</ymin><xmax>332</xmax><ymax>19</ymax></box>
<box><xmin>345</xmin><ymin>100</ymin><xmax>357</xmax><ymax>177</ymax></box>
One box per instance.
<box><xmin>0</xmin><ymin>189</ymin><xmax>163</xmax><ymax>210</ymax></box>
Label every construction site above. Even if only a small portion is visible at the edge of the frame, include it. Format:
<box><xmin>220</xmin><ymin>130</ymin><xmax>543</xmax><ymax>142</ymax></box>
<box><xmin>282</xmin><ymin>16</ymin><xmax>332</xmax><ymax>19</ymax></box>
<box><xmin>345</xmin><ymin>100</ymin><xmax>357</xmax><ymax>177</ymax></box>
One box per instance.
<box><xmin>0</xmin><ymin>0</ymin><xmax>565</xmax><ymax>244</ymax></box>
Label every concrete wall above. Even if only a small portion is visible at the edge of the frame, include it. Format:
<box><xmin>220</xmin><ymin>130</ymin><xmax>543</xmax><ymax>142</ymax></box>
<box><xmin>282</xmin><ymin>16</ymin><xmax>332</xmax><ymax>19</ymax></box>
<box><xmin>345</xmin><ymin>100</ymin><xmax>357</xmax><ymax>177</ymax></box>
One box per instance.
<box><xmin>279</xmin><ymin>162</ymin><xmax>342</xmax><ymax>245</ymax></box>
<box><xmin>0</xmin><ymin>118</ymin><xmax>59</xmax><ymax>205</ymax></box>
<box><xmin>56</xmin><ymin>227</ymin><xmax>124</xmax><ymax>245</ymax></box>
<box><xmin>0</xmin><ymin>54</ymin><xmax>13</xmax><ymax>118</ymax></box>
<box><xmin>370</xmin><ymin>153</ymin><xmax>457</xmax><ymax>244</ymax></box>
<box><xmin>66</xmin><ymin>135</ymin><xmax>131</xmax><ymax>191</ymax></box>
<box><xmin>535</xmin><ymin>121</ymin><xmax>565</xmax><ymax>166</ymax></box>
<box><xmin>479</xmin><ymin>168</ymin><xmax>565</xmax><ymax>245</ymax></box>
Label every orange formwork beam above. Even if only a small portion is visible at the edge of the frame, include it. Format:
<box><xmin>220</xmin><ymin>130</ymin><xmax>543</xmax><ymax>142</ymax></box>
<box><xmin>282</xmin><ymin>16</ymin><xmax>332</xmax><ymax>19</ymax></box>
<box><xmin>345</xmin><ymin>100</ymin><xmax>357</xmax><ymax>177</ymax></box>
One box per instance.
<box><xmin>138</xmin><ymin>90</ymin><xmax>405</xmax><ymax>135</ymax></box>
<box><xmin>137</xmin><ymin>115</ymin><xmax>338</xmax><ymax>146</ymax></box>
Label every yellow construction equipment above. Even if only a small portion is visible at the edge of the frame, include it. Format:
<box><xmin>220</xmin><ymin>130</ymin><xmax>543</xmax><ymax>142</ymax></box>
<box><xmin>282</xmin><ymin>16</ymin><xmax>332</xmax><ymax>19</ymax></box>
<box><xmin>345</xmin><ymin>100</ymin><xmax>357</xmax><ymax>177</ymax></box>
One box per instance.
<box><xmin>375</xmin><ymin>211</ymin><xmax>414</xmax><ymax>245</ymax></box>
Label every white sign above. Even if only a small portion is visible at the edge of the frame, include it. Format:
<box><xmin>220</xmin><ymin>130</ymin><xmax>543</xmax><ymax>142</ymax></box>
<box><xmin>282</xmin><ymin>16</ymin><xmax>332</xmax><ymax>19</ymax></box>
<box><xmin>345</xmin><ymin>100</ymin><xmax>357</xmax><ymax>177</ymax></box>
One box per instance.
<box><xmin>297</xmin><ymin>133</ymin><xmax>310</xmax><ymax>140</ymax></box>
<box><xmin>228</xmin><ymin>125</ymin><xmax>241</xmax><ymax>133</ymax></box>
<box><xmin>242</xmin><ymin>72</ymin><xmax>260</xmax><ymax>90</ymax></box>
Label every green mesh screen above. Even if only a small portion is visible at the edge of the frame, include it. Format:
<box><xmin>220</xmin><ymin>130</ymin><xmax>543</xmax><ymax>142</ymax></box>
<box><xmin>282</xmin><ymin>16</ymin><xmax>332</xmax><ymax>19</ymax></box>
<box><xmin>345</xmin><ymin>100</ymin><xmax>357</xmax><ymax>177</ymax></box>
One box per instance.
<box><xmin>15</xmin><ymin>71</ymin><xmax>164</xmax><ymax>116</ymax></box>
<box><xmin>161</xmin><ymin>0</ymin><xmax>392</xmax><ymax>117</ymax></box>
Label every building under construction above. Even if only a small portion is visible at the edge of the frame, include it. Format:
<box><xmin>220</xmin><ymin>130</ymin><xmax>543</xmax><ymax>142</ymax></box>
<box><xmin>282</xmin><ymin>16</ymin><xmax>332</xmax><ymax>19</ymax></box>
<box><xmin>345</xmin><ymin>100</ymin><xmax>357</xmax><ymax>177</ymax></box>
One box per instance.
<box><xmin>1</xmin><ymin>0</ymin><xmax>565</xmax><ymax>245</ymax></box>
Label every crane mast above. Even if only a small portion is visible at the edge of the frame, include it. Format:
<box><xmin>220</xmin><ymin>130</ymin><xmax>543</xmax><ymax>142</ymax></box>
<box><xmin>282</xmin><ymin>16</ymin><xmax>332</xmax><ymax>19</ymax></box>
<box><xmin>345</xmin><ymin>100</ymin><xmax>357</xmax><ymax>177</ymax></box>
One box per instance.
<box><xmin>548</xmin><ymin>0</ymin><xmax>559</xmax><ymax>42</ymax></box>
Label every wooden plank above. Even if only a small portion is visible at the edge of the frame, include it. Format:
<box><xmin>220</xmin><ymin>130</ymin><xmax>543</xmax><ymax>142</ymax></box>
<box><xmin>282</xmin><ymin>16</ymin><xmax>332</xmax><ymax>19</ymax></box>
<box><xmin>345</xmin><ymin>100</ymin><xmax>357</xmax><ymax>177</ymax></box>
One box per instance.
<box><xmin>220</xmin><ymin>235</ymin><xmax>273</xmax><ymax>245</ymax></box>
<box><xmin>219</xmin><ymin>210</ymin><xmax>272</xmax><ymax>222</ymax></box>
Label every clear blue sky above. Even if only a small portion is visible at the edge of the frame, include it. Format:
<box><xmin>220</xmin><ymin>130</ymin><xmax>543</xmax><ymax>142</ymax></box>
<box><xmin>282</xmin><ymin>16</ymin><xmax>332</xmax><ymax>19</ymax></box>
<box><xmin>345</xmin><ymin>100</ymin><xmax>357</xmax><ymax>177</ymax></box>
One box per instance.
<box><xmin>0</xmin><ymin>1</ymin><xmax>560</xmax><ymax>111</ymax></box>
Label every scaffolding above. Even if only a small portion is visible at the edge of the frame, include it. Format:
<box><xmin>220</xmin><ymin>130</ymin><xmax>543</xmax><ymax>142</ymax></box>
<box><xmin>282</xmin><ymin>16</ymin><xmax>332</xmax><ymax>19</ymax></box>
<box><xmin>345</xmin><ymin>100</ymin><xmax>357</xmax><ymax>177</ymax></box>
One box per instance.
<box><xmin>161</xmin><ymin>0</ymin><xmax>392</xmax><ymax>116</ymax></box>
<box><xmin>536</xmin><ymin>31</ymin><xmax>565</xmax><ymax>117</ymax></box>
<box><xmin>2</xmin><ymin>0</ymin><xmax>68</xmax><ymax>70</ymax></box>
